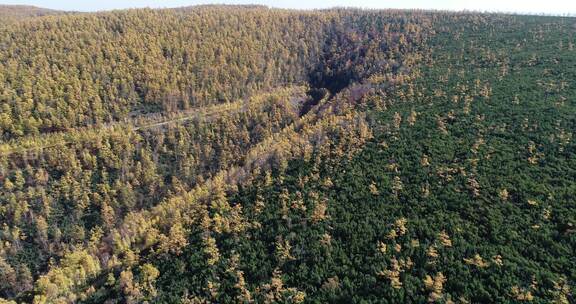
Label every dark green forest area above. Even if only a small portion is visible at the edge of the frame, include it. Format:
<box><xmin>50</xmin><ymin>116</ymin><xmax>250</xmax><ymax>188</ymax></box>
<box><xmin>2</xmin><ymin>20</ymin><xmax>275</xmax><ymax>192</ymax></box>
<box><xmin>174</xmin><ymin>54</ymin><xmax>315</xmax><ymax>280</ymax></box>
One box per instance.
<box><xmin>0</xmin><ymin>5</ymin><xmax>574</xmax><ymax>304</ymax></box>
<box><xmin>150</xmin><ymin>15</ymin><xmax>576</xmax><ymax>304</ymax></box>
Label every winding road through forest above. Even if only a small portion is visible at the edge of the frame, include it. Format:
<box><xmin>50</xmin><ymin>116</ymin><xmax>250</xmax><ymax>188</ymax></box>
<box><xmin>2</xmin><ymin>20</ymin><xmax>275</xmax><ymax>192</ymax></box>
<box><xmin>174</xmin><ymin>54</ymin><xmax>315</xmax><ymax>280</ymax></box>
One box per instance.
<box><xmin>0</xmin><ymin>101</ymin><xmax>247</xmax><ymax>157</ymax></box>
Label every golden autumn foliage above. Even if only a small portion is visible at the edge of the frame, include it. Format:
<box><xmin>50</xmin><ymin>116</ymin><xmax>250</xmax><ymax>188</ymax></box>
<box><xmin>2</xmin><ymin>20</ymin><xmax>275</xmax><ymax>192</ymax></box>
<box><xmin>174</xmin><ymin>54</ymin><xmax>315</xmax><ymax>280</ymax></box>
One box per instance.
<box><xmin>499</xmin><ymin>189</ymin><xmax>509</xmax><ymax>201</ymax></box>
<box><xmin>275</xmin><ymin>238</ymin><xmax>295</xmax><ymax>264</ymax></box>
<box><xmin>424</xmin><ymin>272</ymin><xmax>447</xmax><ymax>302</ymax></box>
<box><xmin>511</xmin><ymin>286</ymin><xmax>534</xmax><ymax>302</ymax></box>
<box><xmin>369</xmin><ymin>182</ymin><xmax>380</xmax><ymax>195</ymax></box>
<box><xmin>378</xmin><ymin>241</ymin><xmax>388</xmax><ymax>254</ymax></box>
<box><xmin>311</xmin><ymin>199</ymin><xmax>329</xmax><ymax>223</ymax></box>
<box><xmin>463</xmin><ymin>254</ymin><xmax>489</xmax><ymax>268</ymax></box>
<box><xmin>378</xmin><ymin>257</ymin><xmax>404</xmax><ymax>289</ymax></box>
<box><xmin>437</xmin><ymin>231</ymin><xmax>452</xmax><ymax>247</ymax></box>
<box><xmin>33</xmin><ymin>250</ymin><xmax>100</xmax><ymax>304</ymax></box>
<box><xmin>492</xmin><ymin>255</ymin><xmax>503</xmax><ymax>266</ymax></box>
<box><xmin>203</xmin><ymin>236</ymin><xmax>220</xmax><ymax>266</ymax></box>
<box><xmin>257</xmin><ymin>269</ymin><xmax>306</xmax><ymax>304</ymax></box>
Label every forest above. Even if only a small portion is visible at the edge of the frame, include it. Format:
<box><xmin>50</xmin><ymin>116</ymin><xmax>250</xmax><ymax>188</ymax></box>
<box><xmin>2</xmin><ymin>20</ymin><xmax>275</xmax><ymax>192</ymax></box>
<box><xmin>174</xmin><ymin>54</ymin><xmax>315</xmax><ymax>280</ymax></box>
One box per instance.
<box><xmin>0</xmin><ymin>4</ymin><xmax>574</xmax><ymax>304</ymax></box>
<box><xmin>0</xmin><ymin>5</ymin><xmax>67</xmax><ymax>22</ymax></box>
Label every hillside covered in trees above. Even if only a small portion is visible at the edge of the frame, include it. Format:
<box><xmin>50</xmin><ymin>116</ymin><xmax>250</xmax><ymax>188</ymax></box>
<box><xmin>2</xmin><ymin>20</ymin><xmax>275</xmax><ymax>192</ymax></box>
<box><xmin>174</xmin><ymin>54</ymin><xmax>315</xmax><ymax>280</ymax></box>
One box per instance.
<box><xmin>0</xmin><ymin>5</ymin><xmax>68</xmax><ymax>22</ymax></box>
<box><xmin>0</xmin><ymin>5</ymin><xmax>574</xmax><ymax>304</ymax></box>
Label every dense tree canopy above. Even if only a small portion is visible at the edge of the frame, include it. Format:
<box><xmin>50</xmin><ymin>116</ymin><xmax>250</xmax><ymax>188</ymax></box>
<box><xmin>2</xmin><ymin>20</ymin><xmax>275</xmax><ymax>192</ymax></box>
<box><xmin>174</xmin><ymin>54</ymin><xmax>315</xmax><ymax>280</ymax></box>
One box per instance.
<box><xmin>0</xmin><ymin>5</ymin><xmax>574</xmax><ymax>304</ymax></box>
<box><xmin>0</xmin><ymin>5</ymin><xmax>67</xmax><ymax>23</ymax></box>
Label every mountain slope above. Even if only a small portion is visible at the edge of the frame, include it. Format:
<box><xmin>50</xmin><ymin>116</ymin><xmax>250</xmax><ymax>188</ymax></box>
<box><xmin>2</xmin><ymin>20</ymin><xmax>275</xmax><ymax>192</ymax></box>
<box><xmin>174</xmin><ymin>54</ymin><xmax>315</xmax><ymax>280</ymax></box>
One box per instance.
<box><xmin>149</xmin><ymin>14</ymin><xmax>576</xmax><ymax>303</ymax></box>
<box><xmin>0</xmin><ymin>5</ymin><xmax>65</xmax><ymax>21</ymax></box>
<box><xmin>0</xmin><ymin>6</ymin><xmax>574</xmax><ymax>304</ymax></box>
<box><xmin>0</xmin><ymin>6</ymin><xmax>428</xmax><ymax>302</ymax></box>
